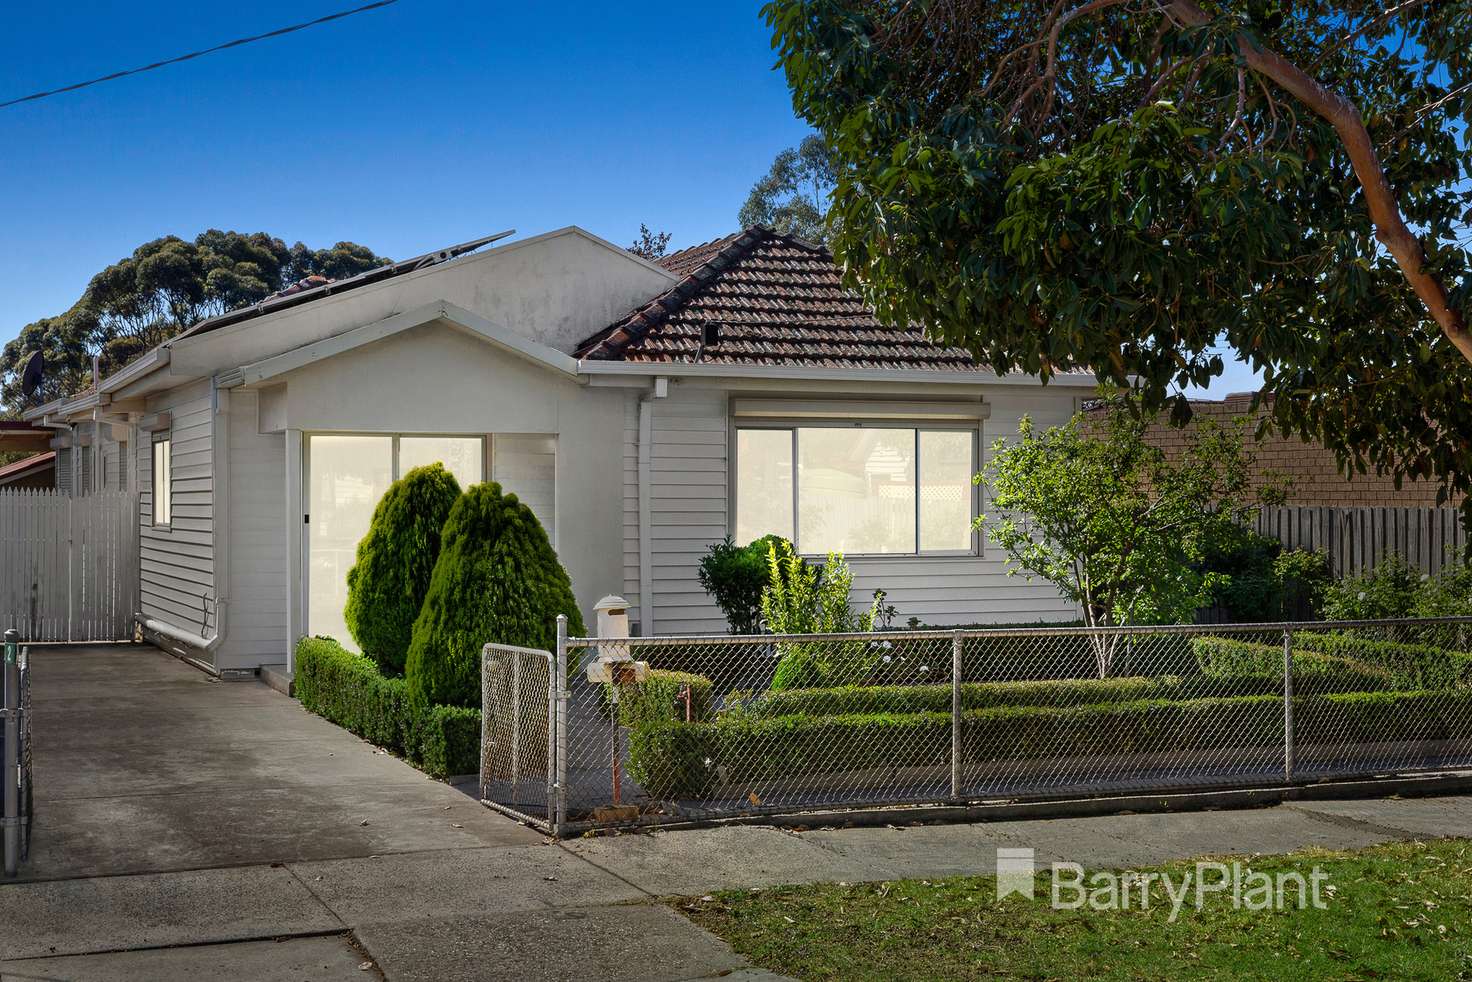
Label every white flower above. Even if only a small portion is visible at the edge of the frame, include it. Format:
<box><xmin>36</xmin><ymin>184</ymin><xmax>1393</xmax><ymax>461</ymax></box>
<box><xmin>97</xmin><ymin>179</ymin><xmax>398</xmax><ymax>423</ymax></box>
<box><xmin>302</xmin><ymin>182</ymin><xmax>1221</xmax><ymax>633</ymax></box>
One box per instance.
<box><xmin>703</xmin><ymin>757</ymin><xmax>713</xmax><ymax>768</ymax></box>
<box><xmin>919</xmin><ymin>666</ymin><xmax>930</xmax><ymax>674</ymax></box>
<box><xmin>882</xmin><ymin>655</ymin><xmax>892</xmax><ymax>664</ymax></box>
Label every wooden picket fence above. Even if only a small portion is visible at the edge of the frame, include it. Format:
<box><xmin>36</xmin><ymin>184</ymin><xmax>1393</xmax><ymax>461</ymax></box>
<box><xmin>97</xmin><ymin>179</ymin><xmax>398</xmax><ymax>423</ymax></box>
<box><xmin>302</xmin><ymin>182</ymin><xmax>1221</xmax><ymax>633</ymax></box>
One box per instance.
<box><xmin>1255</xmin><ymin>505</ymin><xmax>1466</xmax><ymax>578</ymax></box>
<box><xmin>0</xmin><ymin>489</ymin><xmax>138</xmax><ymax>642</ymax></box>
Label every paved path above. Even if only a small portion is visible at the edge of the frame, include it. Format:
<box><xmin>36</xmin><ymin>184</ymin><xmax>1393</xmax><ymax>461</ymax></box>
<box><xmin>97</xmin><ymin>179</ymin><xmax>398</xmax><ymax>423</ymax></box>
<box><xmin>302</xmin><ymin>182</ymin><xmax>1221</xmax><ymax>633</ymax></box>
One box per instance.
<box><xmin>3</xmin><ymin>643</ymin><xmax>1470</xmax><ymax>981</ymax></box>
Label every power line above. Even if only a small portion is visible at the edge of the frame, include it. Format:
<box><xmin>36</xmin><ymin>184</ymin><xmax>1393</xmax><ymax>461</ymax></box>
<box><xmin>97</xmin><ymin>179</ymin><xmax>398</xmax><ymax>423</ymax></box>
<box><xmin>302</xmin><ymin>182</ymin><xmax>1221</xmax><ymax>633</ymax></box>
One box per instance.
<box><xmin>0</xmin><ymin>0</ymin><xmax>401</xmax><ymax>110</ymax></box>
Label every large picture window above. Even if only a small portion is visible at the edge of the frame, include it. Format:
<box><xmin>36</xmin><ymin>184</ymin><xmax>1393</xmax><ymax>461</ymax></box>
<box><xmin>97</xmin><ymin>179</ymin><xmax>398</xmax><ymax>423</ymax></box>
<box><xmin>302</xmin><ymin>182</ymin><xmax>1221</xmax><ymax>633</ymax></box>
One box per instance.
<box><xmin>734</xmin><ymin>424</ymin><xmax>977</xmax><ymax>555</ymax></box>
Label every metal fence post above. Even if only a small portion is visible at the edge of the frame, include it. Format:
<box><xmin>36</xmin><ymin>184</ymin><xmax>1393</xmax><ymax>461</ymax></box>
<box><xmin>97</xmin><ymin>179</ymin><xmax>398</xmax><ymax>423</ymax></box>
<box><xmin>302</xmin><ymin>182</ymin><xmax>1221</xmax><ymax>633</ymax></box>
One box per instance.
<box><xmin>4</xmin><ymin>628</ymin><xmax>18</xmax><ymax>877</ymax></box>
<box><xmin>951</xmin><ymin>630</ymin><xmax>963</xmax><ymax>800</ymax></box>
<box><xmin>1282</xmin><ymin>628</ymin><xmax>1295</xmax><ymax>783</ymax></box>
<box><xmin>554</xmin><ymin>614</ymin><xmax>569</xmax><ymax>834</ymax></box>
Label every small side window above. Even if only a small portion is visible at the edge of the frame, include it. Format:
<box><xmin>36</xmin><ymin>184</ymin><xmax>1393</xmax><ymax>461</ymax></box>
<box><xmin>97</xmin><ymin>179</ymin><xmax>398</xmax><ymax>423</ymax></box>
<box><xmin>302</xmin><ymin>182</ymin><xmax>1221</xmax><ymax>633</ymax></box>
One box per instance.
<box><xmin>152</xmin><ymin>436</ymin><xmax>172</xmax><ymax>527</ymax></box>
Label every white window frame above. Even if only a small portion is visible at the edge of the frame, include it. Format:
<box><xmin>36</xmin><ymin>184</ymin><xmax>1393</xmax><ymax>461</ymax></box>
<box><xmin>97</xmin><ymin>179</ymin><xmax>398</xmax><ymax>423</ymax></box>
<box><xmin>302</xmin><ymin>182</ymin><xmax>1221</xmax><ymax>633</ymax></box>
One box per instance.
<box><xmin>731</xmin><ymin>417</ymin><xmax>983</xmax><ymax>558</ymax></box>
<box><xmin>151</xmin><ymin>432</ymin><xmax>173</xmax><ymax>529</ymax></box>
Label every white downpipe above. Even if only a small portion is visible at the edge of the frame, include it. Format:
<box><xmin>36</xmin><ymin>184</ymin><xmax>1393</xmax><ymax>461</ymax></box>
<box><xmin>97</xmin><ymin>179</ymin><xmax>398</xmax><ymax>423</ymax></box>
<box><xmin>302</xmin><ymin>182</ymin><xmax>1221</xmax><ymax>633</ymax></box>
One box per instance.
<box><xmin>636</xmin><ymin>378</ymin><xmax>667</xmax><ymax>636</ymax></box>
<box><xmin>139</xmin><ymin>379</ymin><xmax>230</xmax><ymax>661</ymax></box>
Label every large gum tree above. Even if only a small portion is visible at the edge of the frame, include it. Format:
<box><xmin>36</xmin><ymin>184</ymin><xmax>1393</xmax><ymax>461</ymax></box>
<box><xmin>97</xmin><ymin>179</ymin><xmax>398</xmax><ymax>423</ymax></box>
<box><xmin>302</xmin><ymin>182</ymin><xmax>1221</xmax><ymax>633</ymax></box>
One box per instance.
<box><xmin>765</xmin><ymin>0</ymin><xmax>1472</xmax><ymax>522</ymax></box>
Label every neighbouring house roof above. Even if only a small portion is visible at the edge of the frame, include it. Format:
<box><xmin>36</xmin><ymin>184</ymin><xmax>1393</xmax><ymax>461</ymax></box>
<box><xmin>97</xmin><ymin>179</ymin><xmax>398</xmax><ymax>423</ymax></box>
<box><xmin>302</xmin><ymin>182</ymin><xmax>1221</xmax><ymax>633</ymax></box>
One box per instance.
<box><xmin>576</xmin><ymin>227</ymin><xmax>982</xmax><ymax>370</ymax></box>
<box><xmin>0</xmin><ymin>451</ymin><xmax>56</xmax><ymax>486</ymax></box>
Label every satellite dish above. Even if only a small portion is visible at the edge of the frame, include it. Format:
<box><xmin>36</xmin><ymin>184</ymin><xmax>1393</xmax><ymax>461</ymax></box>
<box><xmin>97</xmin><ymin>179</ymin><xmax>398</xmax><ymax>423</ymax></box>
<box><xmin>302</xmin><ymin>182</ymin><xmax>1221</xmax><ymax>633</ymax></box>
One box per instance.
<box><xmin>20</xmin><ymin>351</ymin><xmax>43</xmax><ymax>404</ymax></box>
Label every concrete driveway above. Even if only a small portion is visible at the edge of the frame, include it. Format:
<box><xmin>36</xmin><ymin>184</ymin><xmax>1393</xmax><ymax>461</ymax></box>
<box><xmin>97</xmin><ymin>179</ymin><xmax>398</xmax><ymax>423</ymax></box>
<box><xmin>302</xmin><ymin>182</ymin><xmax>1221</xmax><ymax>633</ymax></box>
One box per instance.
<box><xmin>1</xmin><ymin>644</ymin><xmax>769</xmax><ymax>981</ymax></box>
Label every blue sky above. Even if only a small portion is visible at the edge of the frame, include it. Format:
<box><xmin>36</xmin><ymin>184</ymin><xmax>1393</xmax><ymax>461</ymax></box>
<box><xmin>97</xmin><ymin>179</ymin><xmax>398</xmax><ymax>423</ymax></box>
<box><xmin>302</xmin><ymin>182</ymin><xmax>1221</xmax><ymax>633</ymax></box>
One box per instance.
<box><xmin>0</xmin><ymin>0</ymin><xmax>1258</xmax><ymax>395</ymax></box>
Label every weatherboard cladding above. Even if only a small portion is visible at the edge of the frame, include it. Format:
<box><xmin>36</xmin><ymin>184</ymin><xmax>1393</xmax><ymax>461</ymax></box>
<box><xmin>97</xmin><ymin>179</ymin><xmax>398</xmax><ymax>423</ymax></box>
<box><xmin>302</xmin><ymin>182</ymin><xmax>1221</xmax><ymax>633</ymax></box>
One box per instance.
<box><xmin>576</xmin><ymin>228</ymin><xmax>980</xmax><ymax>370</ymax></box>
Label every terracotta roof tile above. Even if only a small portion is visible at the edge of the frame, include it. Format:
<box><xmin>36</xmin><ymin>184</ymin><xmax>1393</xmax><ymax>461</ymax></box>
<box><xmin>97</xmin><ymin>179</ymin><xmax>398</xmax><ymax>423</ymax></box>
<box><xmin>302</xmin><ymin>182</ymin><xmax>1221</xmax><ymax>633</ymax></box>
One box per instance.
<box><xmin>580</xmin><ymin>228</ymin><xmax>980</xmax><ymax>370</ymax></box>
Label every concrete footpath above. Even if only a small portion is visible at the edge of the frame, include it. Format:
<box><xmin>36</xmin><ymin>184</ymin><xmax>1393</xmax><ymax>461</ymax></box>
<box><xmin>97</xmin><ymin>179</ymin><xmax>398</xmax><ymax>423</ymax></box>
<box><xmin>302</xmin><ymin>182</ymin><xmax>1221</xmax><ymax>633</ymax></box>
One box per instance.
<box><xmin>3</xmin><ymin>645</ymin><xmax>1470</xmax><ymax>981</ymax></box>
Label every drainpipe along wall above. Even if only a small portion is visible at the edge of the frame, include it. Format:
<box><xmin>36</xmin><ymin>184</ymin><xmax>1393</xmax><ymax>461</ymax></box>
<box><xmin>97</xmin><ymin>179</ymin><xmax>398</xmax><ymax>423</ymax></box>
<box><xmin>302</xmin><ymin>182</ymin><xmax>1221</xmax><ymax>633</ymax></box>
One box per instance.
<box><xmin>139</xmin><ymin>378</ymin><xmax>230</xmax><ymax>673</ymax></box>
<box><xmin>636</xmin><ymin>377</ymin><xmax>667</xmax><ymax>636</ymax></box>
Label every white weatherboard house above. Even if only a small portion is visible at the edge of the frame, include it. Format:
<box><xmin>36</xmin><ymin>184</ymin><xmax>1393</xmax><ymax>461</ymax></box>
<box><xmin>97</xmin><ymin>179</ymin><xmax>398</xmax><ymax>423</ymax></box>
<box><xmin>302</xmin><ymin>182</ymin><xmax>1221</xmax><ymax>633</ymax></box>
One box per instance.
<box><xmin>23</xmin><ymin>226</ymin><xmax>1096</xmax><ymax>678</ymax></box>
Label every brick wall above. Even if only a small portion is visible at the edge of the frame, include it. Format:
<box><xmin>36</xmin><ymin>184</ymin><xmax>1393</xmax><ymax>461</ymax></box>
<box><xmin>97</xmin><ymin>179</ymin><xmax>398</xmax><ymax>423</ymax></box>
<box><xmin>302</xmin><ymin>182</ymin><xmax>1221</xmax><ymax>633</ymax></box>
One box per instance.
<box><xmin>1091</xmin><ymin>392</ymin><xmax>1456</xmax><ymax>507</ymax></box>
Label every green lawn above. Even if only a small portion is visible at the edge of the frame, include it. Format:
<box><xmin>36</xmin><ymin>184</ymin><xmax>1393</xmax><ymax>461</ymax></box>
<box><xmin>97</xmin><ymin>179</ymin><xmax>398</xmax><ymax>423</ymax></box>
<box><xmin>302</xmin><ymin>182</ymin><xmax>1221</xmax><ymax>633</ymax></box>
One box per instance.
<box><xmin>677</xmin><ymin>838</ymin><xmax>1472</xmax><ymax>981</ymax></box>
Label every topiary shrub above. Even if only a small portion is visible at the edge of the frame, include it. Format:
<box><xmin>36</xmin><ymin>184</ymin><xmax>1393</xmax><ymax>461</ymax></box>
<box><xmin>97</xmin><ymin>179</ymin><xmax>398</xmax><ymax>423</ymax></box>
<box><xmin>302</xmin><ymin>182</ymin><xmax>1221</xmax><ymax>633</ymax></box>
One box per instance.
<box><xmin>405</xmin><ymin>482</ymin><xmax>585</xmax><ymax>708</ymax></box>
<box><xmin>344</xmin><ymin>463</ymin><xmax>462</xmax><ymax>676</ymax></box>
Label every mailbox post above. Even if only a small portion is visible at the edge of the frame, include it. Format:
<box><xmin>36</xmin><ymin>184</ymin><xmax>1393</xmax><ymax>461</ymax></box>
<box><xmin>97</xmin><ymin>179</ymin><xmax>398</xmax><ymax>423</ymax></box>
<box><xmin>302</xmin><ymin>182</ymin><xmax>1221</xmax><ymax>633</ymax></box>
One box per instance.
<box><xmin>585</xmin><ymin>596</ymin><xmax>647</xmax><ymax>807</ymax></box>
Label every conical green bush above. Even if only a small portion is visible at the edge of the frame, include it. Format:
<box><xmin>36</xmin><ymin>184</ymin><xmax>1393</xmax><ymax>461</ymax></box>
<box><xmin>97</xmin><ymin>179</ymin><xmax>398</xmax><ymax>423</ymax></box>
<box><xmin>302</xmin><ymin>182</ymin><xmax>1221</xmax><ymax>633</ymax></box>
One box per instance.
<box><xmin>405</xmin><ymin>482</ymin><xmax>585</xmax><ymax>707</ymax></box>
<box><xmin>344</xmin><ymin>463</ymin><xmax>463</xmax><ymax>676</ymax></box>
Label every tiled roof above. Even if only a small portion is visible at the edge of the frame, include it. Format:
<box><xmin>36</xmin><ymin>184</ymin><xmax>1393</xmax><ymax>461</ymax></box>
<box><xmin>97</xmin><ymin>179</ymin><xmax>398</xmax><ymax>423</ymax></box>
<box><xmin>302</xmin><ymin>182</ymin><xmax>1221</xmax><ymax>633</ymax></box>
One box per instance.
<box><xmin>579</xmin><ymin>228</ymin><xmax>981</xmax><ymax>370</ymax></box>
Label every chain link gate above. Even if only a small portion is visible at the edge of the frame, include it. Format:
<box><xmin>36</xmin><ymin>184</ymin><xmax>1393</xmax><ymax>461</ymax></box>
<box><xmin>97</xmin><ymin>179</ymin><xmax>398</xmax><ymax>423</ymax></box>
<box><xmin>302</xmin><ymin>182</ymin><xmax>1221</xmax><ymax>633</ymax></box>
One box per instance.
<box><xmin>479</xmin><ymin>643</ymin><xmax>555</xmax><ymax>831</ymax></box>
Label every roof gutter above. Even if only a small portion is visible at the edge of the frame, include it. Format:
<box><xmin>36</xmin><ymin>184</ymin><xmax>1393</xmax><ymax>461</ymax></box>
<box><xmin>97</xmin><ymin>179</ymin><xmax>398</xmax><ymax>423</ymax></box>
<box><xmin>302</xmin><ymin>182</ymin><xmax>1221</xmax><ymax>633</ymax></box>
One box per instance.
<box><xmin>577</xmin><ymin>360</ymin><xmax>1102</xmax><ymax>388</ymax></box>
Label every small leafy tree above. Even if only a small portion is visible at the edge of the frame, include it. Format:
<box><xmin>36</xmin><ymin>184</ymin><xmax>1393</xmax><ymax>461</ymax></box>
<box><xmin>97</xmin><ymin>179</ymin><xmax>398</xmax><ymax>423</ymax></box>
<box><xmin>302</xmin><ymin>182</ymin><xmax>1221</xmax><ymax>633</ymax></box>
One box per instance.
<box><xmin>344</xmin><ymin>463</ymin><xmax>463</xmax><ymax>676</ymax></box>
<box><xmin>405</xmin><ymin>483</ymin><xmax>585</xmax><ymax>707</ymax></box>
<box><xmin>627</xmin><ymin>224</ymin><xmax>673</xmax><ymax>260</ymax></box>
<box><xmin>980</xmin><ymin>399</ymin><xmax>1276</xmax><ymax>677</ymax></box>
<box><xmin>697</xmin><ymin>534</ymin><xmax>787</xmax><ymax>634</ymax></box>
<box><xmin>762</xmin><ymin>541</ymin><xmax>878</xmax><ymax>689</ymax></box>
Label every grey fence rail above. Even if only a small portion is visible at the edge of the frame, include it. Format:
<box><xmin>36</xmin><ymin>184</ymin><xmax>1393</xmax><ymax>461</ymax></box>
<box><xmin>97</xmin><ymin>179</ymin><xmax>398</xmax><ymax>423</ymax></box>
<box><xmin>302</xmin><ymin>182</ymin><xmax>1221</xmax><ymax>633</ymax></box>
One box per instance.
<box><xmin>3</xmin><ymin>628</ymin><xmax>31</xmax><ymax>876</ymax></box>
<box><xmin>479</xmin><ymin>616</ymin><xmax>1472</xmax><ymax>836</ymax></box>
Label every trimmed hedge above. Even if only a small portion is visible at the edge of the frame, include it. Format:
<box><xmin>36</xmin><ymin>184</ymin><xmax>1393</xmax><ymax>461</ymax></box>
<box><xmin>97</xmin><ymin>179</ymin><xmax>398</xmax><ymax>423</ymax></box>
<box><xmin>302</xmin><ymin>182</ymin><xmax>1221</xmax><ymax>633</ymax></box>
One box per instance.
<box><xmin>1291</xmin><ymin>631</ymin><xmax>1472</xmax><ymax>690</ymax></box>
<box><xmin>631</xmin><ymin>689</ymin><xmax>1472</xmax><ymax>797</ymax></box>
<box><xmin>609</xmin><ymin>669</ymin><xmax>714</xmax><ymax>726</ymax></box>
<box><xmin>737</xmin><ymin>666</ymin><xmax>1391</xmax><ymax>720</ymax></box>
<box><xmin>1191</xmin><ymin>636</ymin><xmax>1393</xmax><ymax>691</ymax></box>
<box><xmin>406</xmin><ymin>482</ymin><xmax>585</xmax><ymax>708</ymax></box>
<box><xmin>343</xmin><ymin>463</ymin><xmax>462</xmax><ymax>676</ymax></box>
<box><xmin>296</xmin><ymin>636</ymin><xmax>480</xmax><ymax>778</ymax></box>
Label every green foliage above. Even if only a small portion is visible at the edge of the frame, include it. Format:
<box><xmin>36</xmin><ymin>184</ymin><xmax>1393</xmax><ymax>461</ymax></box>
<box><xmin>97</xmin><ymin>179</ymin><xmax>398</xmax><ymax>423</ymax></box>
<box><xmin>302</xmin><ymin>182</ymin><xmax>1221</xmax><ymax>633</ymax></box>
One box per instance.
<box><xmin>1321</xmin><ymin>557</ymin><xmax>1424</xmax><ymax>621</ymax></box>
<box><xmin>762</xmin><ymin>543</ymin><xmax>879</xmax><ymax>690</ymax></box>
<box><xmin>765</xmin><ymin>0</ymin><xmax>1472</xmax><ymax>532</ymax></box>
<box><xmin>344</xmin><ymin>464</ymin><xmax>463</xmax><ymax>676</ymax></box>
<box><xmin>1291</xmin><ymin>631</ymin><xmax>1472</xmax><ymax>690</ymax></box>
<box><xmin>2</xmin><ymin>231</ymin><xmax>387</xmax><ymax>411</ymax></box>
<box><xmin>405</xmin><ymin>483</ymin><xmax>584</xmax><ymax>708</ymax></box>
<box><xmin>1190</xmin><ymin>636</ymin><xmax>1392</xmax><ymax>691</ymax></box>
<box><xmin>742</xmin><ymin>665</ymin><xmax>1389</xmax><ymax>719</ymax></box>
<box><xmin>698</xmin><ymin>535</ymin><xmax>787</xmax><ymax>634</ymax></box>
<box><xmin>738</xmin><ymin>135</ymin><xmax>836</xmax><ymax>243</ymax></box>
<box><xmin>980</xmin><ymin>399</ymin><xmax>1271</xmax><ymax>674</ymax></box>
<box><xmin>416</xmin><ymin>705</ymin><xmax>483</xmax><ymax>780</ymax></box>
<box><xmin>294</xmin><ymin>636</ymin><xmax>479</xmax><ymax>779</ymax></box>
<box><xmin>1199</xmin><ymin>525</ymin><xmax>1281</xmax><ymax>620</ymax></box>
<box><xmin>1197</xmin><ymin>522</ymin><xmax>1330</xmax><ymax>622</ymax></box>
<box><xmin>609</xmin><ymin>669</ymin><xmax>714</xmax><ymax>726</ymax></box>
<box><xmin>638</xmin><ymin>689</ymin><xmax>1472</xmax><ymax>795</ymax></box>
<box><xmin>627</xmin><ymin>722</ymin><xmax>718</xmax><ymax>800</ymax></box>
<box><xmin>1273</xmin><ymin>549</ymin><xmax>1332</xmax><ymax>620</ymax></box>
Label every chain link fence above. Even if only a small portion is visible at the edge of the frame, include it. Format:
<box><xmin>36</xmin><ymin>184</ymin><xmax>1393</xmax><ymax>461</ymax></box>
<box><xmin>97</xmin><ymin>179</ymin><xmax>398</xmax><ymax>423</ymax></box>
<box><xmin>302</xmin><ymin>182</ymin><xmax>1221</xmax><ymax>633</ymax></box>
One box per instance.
<box><xmin>479</xmin><ymin>617</ymin><xmax>1472</xmax><ymax>835</ymax></box>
